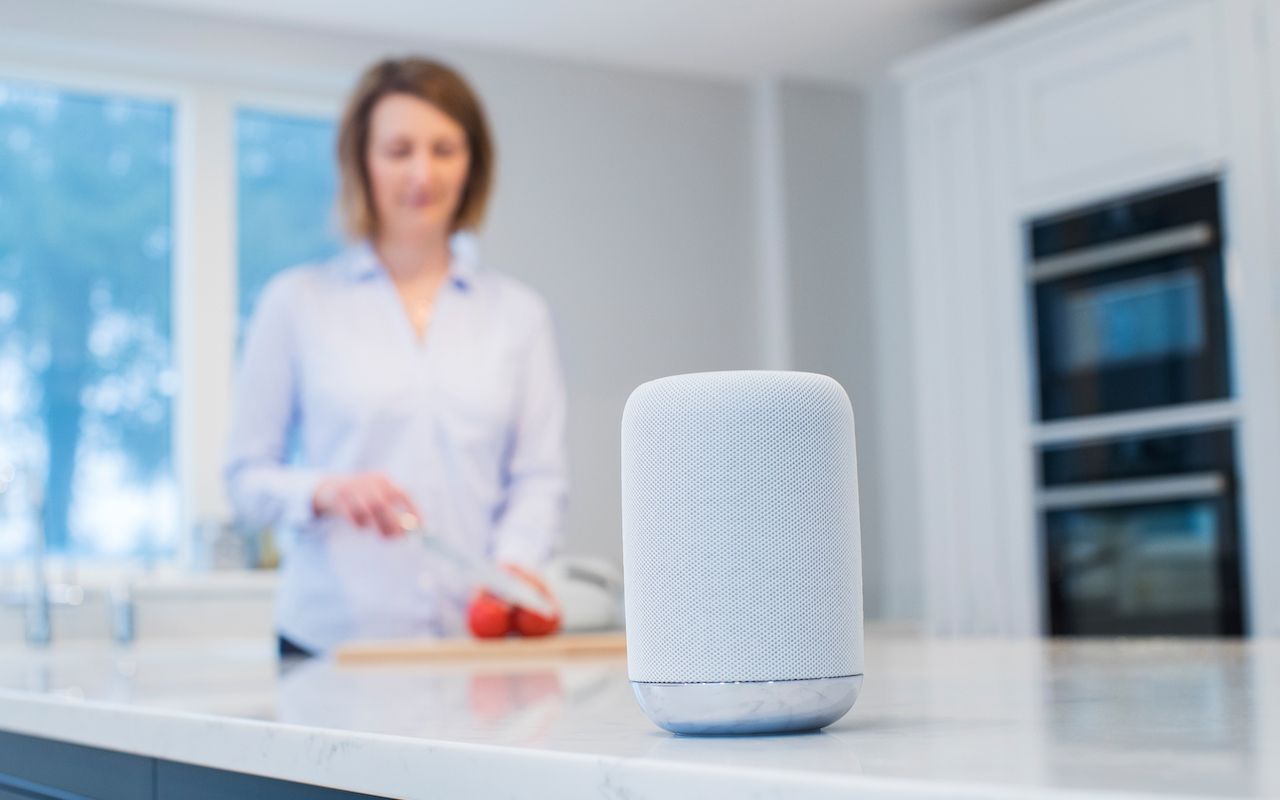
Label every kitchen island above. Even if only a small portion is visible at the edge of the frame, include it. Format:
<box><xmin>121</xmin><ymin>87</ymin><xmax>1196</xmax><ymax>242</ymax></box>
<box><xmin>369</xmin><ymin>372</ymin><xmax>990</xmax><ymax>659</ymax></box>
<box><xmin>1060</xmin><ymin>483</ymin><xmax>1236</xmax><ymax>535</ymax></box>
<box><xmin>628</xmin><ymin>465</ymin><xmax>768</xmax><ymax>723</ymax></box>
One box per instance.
<box><xmin>0</xmin><ymin>631</ymin><xmax>1275</xmax><ymax>799</ymax></box>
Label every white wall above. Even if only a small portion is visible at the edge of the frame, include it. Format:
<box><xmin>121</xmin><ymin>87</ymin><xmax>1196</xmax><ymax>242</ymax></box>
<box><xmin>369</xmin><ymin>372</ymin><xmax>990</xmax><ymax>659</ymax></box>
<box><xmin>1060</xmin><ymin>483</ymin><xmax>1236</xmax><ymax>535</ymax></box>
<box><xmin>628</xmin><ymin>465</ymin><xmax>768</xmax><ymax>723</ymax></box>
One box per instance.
<box><xmin>0</xmin><ymin>0</ymin><xmax>763</xmax><ymax>566</ymax></box>
<box><xmin>479</xmin><ymin>66</ymin><xmax>761</xmax><ymax>562</ymax></box>
<box><xmin>774</xmin><ymin>80</ymin><xmax>890</xmax><ymax>618</ymax></box>
<box><xmin>864</xmin><ymin>82</ymin><xmax>924</xmax><ymax>623</ymax></box>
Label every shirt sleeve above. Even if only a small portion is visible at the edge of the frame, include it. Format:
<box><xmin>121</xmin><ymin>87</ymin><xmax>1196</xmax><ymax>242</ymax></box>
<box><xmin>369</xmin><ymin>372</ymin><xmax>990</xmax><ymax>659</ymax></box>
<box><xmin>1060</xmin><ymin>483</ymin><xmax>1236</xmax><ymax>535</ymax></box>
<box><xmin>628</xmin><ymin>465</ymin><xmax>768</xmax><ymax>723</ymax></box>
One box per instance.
<box><xmin>223</xmin><ymin>273</ymin><xmax>324</xmax><ymax>534</ymax></box>
<box><xmin>491</xmin><ymin>299</ymin><xmax>569</xmax><ymax>571</ymax></box>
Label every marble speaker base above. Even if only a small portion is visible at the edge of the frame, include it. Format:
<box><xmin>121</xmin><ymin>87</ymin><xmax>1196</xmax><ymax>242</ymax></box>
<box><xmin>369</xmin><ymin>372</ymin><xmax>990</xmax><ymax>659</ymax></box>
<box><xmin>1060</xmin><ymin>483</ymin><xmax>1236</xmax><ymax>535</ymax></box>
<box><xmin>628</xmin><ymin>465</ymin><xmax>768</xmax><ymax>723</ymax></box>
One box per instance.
<box><xmin>631</xmin><ymin>675</ymin><xmax>863</xmax><ymax>735</ymax></box>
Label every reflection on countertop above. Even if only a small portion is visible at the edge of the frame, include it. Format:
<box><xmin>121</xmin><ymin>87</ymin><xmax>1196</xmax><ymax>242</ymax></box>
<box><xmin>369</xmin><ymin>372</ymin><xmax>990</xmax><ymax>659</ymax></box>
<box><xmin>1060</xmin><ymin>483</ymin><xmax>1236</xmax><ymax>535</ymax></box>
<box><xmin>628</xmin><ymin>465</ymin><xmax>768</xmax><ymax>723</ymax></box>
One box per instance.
<box><xmin>0</xmin><ymin>632</ymin><xmax>1277</xmax><ymax>799</ymax></box>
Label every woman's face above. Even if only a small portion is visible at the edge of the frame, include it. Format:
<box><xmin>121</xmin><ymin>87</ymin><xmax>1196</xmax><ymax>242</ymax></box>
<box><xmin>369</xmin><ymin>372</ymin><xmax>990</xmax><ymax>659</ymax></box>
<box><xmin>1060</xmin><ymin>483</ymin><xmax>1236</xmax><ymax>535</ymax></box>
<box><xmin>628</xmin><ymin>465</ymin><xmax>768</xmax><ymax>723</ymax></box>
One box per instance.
<box><xmin>365</xmin><ymin>92</ymin><xmax>471</xmax><ymax>240</ymax></box>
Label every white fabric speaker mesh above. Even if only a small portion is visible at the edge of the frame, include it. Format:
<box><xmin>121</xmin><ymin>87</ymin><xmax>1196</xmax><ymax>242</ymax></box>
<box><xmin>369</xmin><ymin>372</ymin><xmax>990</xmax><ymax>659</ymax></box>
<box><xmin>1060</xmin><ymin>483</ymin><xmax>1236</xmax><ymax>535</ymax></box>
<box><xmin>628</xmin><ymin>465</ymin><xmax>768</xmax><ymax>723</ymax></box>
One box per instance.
<box><xmin>622</xmin><ymin>371</ymin><xmax>863</xmax><ymax>684</ymax></box>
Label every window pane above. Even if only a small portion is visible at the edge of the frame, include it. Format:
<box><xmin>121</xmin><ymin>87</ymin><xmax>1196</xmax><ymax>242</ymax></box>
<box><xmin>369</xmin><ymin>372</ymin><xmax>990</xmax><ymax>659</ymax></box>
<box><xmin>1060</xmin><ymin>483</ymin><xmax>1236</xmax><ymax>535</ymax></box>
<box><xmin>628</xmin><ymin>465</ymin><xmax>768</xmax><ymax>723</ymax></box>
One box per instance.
<box><xmin>236</xmin><ymin>108</ymin><xmax>341</xmax><ymax>330</ymax></box>
<box><xmin>0</xmin><ymin>79</ymin><xmax>176</xmax><ymax>560</ymax></box>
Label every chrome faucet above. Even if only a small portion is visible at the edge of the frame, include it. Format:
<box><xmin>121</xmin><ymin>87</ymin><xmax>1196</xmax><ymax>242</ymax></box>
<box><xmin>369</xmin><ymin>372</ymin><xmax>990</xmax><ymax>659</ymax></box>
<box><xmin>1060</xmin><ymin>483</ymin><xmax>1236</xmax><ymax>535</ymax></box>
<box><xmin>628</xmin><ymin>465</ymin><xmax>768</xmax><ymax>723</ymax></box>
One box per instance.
<box><xmin>0</xmin><ymin>462</ymin><xmax>88</xmax><ymax>646</ymax></box>
<box><xmin>23</xmin><ymin>556</ymin><xmax>50</xmax><ymax>645</ymax></box>
<box><xmin>109</xmin><ymin>581</ymin><xmax>135</xmax><ymax>645</ymax></box>
<box><xmin>19</xmin><ymin>462</ymin><xmax>52</xmax><ymax>645</ymax></box>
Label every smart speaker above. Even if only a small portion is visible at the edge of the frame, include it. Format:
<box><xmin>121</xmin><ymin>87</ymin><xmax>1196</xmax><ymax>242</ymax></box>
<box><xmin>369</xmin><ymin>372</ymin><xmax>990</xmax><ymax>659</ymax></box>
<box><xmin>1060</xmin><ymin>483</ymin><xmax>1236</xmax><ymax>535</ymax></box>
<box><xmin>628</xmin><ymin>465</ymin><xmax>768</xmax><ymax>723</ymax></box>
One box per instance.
<box><xmin>621</xmin><ymin>371</ymin><xmax>864</xmax><ymax>735</ymax></box>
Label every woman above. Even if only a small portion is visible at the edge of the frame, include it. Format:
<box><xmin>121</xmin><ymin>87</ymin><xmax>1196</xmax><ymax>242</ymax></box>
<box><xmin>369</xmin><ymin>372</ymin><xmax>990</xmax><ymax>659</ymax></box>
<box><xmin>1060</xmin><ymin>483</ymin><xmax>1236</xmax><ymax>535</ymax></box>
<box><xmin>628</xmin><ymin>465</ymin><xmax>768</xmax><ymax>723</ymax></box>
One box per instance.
<box><xmin>225</xmin><ymin>58</ymin><xmax>568</xmax><ymax>657</ymax></box>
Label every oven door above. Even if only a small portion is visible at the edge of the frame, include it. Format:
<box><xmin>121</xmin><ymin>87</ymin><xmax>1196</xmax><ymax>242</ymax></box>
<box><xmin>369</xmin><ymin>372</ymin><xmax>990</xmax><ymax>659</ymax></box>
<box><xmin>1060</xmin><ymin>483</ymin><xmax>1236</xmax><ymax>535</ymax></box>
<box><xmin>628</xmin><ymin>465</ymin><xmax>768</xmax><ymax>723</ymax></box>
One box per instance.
<box><xmin>1042</xmin><ymin>475</ymin><xmax>1243</xmax><ymax>636</ymax></box>
<box><xmin>1032</xmin><ymin>226</ymin><xmax>1230</xmax><ymax>420</ymax></box>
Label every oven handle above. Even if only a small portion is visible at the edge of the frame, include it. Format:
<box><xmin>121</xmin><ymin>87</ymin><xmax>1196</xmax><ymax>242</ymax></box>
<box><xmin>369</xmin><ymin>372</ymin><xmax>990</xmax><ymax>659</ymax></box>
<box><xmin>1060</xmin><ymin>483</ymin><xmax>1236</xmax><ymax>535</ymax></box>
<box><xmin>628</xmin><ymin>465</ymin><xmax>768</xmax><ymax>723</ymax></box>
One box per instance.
<box><xmin>1029</xmin><ymin>222</ymin><xmax>1214</xmax><ymax>283</ymax></box>
<box><xmin>1037</xmin><ymin>472</ymin><xmax>1226</xmax><ymax>511</ymax></box>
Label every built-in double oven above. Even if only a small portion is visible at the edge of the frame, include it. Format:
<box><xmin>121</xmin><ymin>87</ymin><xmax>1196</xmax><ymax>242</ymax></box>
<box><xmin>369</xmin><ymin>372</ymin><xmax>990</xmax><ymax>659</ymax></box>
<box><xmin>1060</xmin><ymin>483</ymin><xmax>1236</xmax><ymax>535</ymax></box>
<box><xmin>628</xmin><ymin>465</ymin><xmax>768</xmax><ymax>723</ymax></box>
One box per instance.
<box><xmin>1027</xmin><ymin>179</ymin><xmax>1246</xmax><ymax>636</ymax></box>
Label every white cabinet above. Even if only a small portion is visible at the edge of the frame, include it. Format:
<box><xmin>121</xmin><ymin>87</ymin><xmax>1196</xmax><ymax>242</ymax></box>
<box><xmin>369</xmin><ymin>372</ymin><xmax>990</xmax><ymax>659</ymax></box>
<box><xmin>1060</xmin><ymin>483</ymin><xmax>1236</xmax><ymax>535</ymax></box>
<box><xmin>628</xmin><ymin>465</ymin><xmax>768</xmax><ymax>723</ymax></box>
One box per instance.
<box><xmin>902</xmin><ymin>68</ymin><xmax>1038</xmax><ymax>635</ymax></box>
<box><xmin>1002</xmin><ymin>0</ymin><xmax>1227</xmax><ymax>208</ymax></box>
<box><xmin>891</xmin><ymin>0</ymin><xmax>1280</xmax><ymax>636</ymax></box>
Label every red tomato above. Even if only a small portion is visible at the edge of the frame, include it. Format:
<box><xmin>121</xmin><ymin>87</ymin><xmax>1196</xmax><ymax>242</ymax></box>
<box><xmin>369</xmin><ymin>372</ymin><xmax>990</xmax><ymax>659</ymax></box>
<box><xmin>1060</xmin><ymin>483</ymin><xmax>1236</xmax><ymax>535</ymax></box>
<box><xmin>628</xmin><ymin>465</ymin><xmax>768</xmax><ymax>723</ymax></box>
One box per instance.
<box><xmin>513</xmin><ymin>606</ymin><xmax>560</xmax><ymax>637</ymax></box>
<box><xmin>501</xmin><ymin>565</ymin><xmax>562</xmax><ymax>637</ymax></box>
<box><xmin>467</xmin><ymin>591</ymin><xmax>512</xmax><ymax>638</ymax></box>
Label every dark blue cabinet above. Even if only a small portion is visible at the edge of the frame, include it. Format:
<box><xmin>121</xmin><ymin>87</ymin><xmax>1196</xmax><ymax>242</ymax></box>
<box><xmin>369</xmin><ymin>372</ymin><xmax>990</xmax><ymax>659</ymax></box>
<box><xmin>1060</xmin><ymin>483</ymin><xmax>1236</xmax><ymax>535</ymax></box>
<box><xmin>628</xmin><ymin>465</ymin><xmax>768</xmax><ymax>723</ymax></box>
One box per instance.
<box><xmin>0</xmin><ymin>731</ymin><xmax>152</xmax><ymax>799</ymax></box>
<box><xmin>0</xmin><ymin>731</ymin><xmax>383</xmax><ymax>799</ymax></box>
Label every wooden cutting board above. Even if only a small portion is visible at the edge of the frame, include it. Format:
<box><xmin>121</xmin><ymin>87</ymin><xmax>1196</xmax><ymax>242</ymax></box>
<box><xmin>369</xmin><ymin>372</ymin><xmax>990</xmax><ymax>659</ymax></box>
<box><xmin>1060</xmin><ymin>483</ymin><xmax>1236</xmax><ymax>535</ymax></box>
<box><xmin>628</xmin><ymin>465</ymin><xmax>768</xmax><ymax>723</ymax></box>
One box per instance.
<box><xmin>334</xmin><ymin>631</ymin><xmax>627</xmax><ymax>665</ymax></box>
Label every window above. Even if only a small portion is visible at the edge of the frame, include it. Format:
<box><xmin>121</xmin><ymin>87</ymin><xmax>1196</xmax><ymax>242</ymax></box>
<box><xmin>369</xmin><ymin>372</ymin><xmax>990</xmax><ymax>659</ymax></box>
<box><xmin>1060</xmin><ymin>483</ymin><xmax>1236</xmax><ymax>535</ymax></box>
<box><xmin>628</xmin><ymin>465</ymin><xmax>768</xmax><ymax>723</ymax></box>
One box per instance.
<box><xmin>236</xmin><ymin>107</ymin><xmax>341</xmax><ymax>331</ymax></box>
<box><xmin>0</xmin><ymin>78</ymin><xmax>176</xmax><ymax>560</ymax></box>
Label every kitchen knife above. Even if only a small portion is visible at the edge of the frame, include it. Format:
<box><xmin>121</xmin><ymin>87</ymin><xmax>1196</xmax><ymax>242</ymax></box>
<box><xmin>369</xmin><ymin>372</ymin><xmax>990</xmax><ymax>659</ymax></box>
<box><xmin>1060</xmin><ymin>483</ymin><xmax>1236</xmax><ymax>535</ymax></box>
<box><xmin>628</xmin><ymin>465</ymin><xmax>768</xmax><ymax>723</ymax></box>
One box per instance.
<box><xmin>398</xmin><ymin>512</ymin><xmax>558</xmax><ymax>619</ymax></box>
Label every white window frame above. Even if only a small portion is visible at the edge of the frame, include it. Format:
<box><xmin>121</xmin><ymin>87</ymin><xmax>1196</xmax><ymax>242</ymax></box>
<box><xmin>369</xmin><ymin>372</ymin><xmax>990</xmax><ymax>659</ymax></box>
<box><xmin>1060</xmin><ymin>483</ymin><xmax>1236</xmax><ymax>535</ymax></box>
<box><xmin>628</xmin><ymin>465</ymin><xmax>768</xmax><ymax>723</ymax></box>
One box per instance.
<box><xmin>0</xmin><ymin>58</ymin><xmax>344</xmax><ymax>574</ymax></box>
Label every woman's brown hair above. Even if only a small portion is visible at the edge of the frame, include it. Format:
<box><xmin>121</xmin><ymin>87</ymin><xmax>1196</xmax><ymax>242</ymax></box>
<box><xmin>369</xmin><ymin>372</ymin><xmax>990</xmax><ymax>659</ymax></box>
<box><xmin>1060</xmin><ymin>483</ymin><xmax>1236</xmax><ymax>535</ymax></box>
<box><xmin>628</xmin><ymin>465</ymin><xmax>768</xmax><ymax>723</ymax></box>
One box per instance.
<box><xmin>336</xmin><ymin>57</ymin><xmax>495</xmax><ymax>239</ymax></box>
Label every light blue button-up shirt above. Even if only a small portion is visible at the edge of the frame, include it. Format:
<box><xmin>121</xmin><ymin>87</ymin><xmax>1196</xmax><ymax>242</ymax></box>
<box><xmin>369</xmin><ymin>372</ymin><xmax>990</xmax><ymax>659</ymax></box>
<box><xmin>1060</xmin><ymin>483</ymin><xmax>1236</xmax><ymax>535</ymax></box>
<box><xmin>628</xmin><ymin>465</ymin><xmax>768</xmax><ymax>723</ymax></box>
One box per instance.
<box><xmin>224</xmin><ymin>236</ymin><xmax>568</xmax><ymax>653</ymax></box>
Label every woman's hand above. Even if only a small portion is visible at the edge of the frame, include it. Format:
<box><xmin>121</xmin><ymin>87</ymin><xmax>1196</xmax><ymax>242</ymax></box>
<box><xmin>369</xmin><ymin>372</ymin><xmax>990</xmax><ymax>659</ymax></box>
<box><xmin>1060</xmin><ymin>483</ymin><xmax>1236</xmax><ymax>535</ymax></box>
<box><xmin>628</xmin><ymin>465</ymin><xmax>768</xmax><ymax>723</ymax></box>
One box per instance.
<box><xmin>311</xmin><ymin>473</ymin><xmax>419</xmax><ymax>537</ymax></box>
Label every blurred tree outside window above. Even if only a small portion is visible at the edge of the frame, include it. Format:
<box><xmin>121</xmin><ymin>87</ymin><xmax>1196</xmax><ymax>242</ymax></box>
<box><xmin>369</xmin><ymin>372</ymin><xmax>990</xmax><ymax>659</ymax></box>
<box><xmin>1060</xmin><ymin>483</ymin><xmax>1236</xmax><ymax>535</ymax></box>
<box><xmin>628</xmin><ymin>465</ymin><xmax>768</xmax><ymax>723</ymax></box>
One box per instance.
<box><xmin>236</xmin><ymin>107</ymin><xmax>341</xmax><ymax>334</ymax></box>
<box><xmin>233</xmin><ymin>107</ymin><xmax>339</xmax><ymax>562</ymax></box>
<box><xmin>0</xmin><ymin>78</ymin><xmax>176</xmax><ymax>562</ymax></box>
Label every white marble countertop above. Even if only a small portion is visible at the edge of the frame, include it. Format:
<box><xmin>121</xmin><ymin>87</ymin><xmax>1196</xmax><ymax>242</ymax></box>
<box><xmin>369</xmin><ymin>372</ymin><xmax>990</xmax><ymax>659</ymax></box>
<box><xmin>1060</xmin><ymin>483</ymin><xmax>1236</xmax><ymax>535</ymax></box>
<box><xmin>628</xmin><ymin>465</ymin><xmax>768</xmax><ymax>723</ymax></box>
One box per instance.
<box><xmin>0</xmin><ymin>631</ymin><xmax>1276</xmax><ymax>799</ymax></box>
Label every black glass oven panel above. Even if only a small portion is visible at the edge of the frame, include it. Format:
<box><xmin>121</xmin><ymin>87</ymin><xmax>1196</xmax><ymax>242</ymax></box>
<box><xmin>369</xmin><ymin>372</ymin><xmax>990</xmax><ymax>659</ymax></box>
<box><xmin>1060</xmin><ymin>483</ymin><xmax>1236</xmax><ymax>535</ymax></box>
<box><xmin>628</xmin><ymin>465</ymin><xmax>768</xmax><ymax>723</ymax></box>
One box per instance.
<box><xmin>1041</xmin><ymin>428</ymin><xmax>1234</xmax><ymax>486</ymax></box>
<box><xmin>1031</xmin><ymin>181</ymin><xmax>1219</xmax><ymax>259</ymax></box>
<box><xmin>1046</xmin><ymin>497</ymin><xmax>1243</xmax><ymax>636</ymax></box>
<box><xmin>1035</xmin><ymin>248</ymin><xmax>1230</xmax><ymax>420</ymax></box>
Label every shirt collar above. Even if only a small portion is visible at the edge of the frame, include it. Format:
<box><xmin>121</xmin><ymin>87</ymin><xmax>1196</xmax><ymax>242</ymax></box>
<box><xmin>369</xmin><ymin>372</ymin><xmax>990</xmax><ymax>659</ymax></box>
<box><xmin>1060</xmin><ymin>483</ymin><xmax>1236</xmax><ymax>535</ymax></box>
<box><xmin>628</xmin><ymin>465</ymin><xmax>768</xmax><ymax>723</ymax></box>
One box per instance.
<box><xmin>341</xmin><ymin>232</ymin><xmax>479</xmax><ymax>290</ymax></box>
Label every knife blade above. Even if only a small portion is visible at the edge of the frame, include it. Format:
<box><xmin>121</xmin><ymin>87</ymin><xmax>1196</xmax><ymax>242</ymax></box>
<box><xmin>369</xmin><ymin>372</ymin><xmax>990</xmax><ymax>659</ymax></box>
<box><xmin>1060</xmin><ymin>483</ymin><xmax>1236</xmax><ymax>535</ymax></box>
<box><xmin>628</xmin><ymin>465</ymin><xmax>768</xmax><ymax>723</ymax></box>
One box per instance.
<box><xmin>398</xmin><ymin>512</ymin><xmax>558</xmax><ymax>619</ymax></box>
